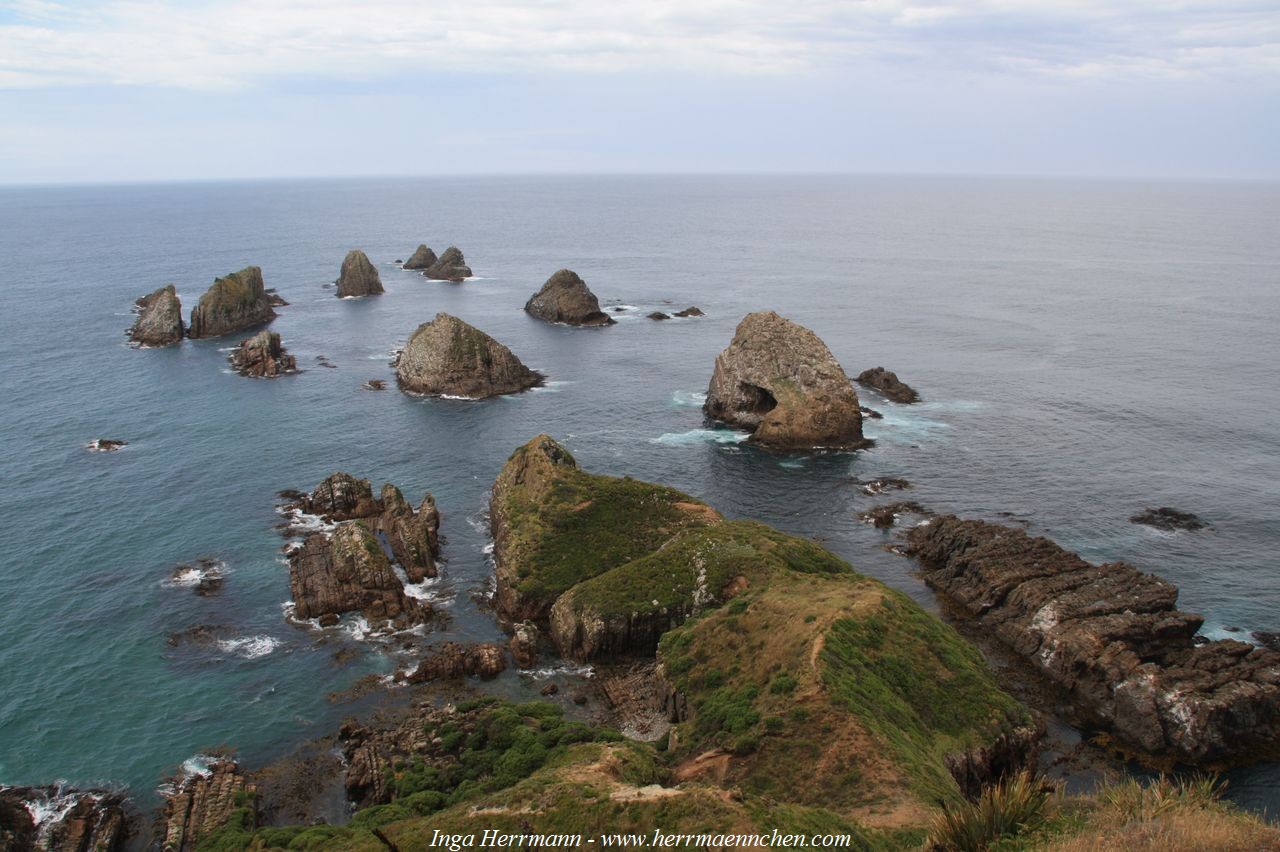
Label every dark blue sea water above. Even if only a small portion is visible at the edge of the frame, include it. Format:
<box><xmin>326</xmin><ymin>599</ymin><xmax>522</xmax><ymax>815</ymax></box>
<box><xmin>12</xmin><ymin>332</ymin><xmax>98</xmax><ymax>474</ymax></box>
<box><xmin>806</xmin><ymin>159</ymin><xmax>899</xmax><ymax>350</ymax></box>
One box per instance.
<box><xmin>1</xmin><ymin>175</ymin><xmax>1277</xmax><ymax>814</ymax></box>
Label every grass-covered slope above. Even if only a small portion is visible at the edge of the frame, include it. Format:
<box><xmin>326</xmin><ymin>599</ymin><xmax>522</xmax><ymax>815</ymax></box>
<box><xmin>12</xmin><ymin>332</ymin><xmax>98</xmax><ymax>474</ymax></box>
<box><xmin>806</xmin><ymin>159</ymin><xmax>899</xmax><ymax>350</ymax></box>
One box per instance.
<box><xmin>490</xmin><ymin>435</ymin><xmax>721</xmax><ymax>622</ymax></box>
<box><xmin>657</xmin><ymin>573</ymin><xmax>1035</xmax><ymax>825</ymax></box>
<box><xmin>550</xmin><ymin>520</ymin><xmax>850</xmax><ymax>660</ymax></box>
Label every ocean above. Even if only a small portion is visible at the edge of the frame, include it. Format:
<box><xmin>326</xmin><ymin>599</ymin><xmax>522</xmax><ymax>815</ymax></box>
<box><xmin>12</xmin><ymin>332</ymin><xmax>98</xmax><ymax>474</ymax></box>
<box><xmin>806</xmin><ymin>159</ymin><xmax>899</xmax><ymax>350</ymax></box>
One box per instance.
<box><xmin>0</xmin><ymin>175</ymin><xmax>1276</xmax><ymax>813</ymax></box>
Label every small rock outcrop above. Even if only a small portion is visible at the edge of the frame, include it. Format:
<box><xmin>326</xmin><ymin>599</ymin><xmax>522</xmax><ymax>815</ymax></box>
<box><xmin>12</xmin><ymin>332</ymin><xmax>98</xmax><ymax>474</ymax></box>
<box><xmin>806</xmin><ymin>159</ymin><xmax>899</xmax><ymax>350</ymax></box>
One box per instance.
<box><xmin>858</xmin><ymin>501</ymin><xmax>928</xmax><ymax>529</ymax></box>
<box><xmin>395</xmin><ymin>313</ymin><xmax>543</xmax><ymax>399</ymax></box>
<box><xmin>1130</xmin><ymin>507</ymin><xmax>1206</xmax><ymax>531</ymax></box>
<box><xmin>289</xmin><ymin>525</ymin><xmax>427</xmax><ymax>627</ymax></box>
<box><xmin>87</xmin><ymin>438</ymin><xmax>127</xmax><ymax>452</ymax></box>
<box><xmin>855</xmin><ymin>367</ymin><xmax>919</xmax><ymax>404</ymax></box>
<box><xmin>335</xmin><ymin>249</ymin><xmax>384</xmax><ymax>298</ymax></box>
<box><xmin>509</xmin><ymin>622</ymin><xmax>541</xmax><ymax>668</ymax></box>
<box><xmin>398</xmin><ymin>642</ymin><xmax>507</xmax><ymax>682</ymax></box>
<box><xmin>402</xmin><ymin>244</ymin><xmax>438</xmax><ymax>270</ymax></box>
<box><xmin>0</xmin><ymin>785</ymin><xmax>129</xmax><ymax>851</ymax></box>
<box><xmin>704</xmin><ymin>311</ymin><xmax>868</xmax><ymax>451</ymax></box>
<box><xmin>160</xmin><ymin>759</ymin><xmax>253</xmax><ymax>852</ymax></box>
<box><xmin>129</xmin><ymin>284</ymin><xmax>185</xmax><ymax>346</ymax></box>
<box><xmin>523</xmin><ymin>269</ymin><xmax>615</xmax><ymax>326</ymax></box>
<box><xmin>673</xmin><ymin>306</ymin><xmax>704</xmax><ymax>317</ymax></box>
<box><xmin>228</xmin><ymin>330</ymin><xmax>297</xmax><ymax>377</ymax></box>
<box><xmin>423</xmin><ymin>246</ymin><xmax>472</xmax><ymax>281</ymax></box>
<box><xmin>647</xmin><ymin>312</ymin><xmax>670</xmax><ymax>321</ymax></box>
<box><xmin>363</xmin><ymin>379</ymin><xmax>386</xmax><ymax>390</ymax></box>
<box><xmin>857</xmin><ymin>477</ymin><xmax>911</xmax><ymax>495</ymax></box>
<box><xmin>188</xmin><ymin>266</ymin><xmax>277</xmax><ymax>339</ymax></box>
<box><xmin>908</xmin><ymin>516</ymin><xmax>1280</xmax><ymax>767</ymax></box>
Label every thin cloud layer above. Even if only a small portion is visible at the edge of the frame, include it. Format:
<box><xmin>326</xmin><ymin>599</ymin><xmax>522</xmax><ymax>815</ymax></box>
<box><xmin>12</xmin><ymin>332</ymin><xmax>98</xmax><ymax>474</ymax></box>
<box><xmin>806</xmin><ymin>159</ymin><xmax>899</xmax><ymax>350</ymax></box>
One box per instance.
<box><xmin>1</xmin><ymin>0</ymin><xmax>1277</xmax><ymax>90</ymax></box>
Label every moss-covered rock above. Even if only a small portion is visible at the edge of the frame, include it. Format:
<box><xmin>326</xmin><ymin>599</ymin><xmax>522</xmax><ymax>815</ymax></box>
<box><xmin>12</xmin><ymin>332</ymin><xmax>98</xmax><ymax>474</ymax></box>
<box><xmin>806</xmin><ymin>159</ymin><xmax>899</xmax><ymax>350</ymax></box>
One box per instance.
<box><xmin>490</xmin><ymin>435</ymin><xmax>721</xmax><ymax>623</ymax></box>
<box><xmin>188</xmin><ymin>266</ymin><xmax>277</xmax><ymax>339</ymax></box>
<box><xmin>129</xmin><ymin>283</ymin><xmax>184</xmax><ymax>346</ymax></box>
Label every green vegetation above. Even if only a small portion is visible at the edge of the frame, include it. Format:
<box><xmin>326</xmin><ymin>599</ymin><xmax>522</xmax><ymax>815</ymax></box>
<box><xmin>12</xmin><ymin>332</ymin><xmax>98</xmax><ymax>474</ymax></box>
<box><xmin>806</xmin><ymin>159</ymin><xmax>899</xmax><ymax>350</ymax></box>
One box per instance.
<box><xmin>497</xmin><ymin>450</ymin><xmax>720</xmax><ymax>613</ymax></box>
<box><xmin>821</xmin><ymin>592</ymin><xmax>1031</xmax><ymax>802</ymax></box>
<box><xmin>926</xmin><ymin>772</ymin><xmax>1050</xmax><ymax>851</ymax></box>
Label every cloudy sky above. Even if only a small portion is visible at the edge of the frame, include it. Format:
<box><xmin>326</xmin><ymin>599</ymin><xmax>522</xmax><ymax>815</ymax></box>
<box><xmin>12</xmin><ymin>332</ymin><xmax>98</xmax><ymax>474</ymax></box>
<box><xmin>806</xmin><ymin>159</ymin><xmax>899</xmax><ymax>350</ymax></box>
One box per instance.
<box><xmin>2</xmin><ymin>0</ymin><xmax>1278</xmax><ymax>183</ymax></box>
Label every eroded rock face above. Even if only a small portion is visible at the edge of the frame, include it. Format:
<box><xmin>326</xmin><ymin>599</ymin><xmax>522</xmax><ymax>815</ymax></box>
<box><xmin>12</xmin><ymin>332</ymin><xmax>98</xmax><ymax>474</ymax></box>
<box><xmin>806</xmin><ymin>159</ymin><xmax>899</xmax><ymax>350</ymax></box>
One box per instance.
<box><xmin>402</xmin><ymin>244</ymin><xmax>438</xmax><ymax>270</ymax></box>
<box><xmin>704</xmin><ymin>311</ymin><xmax>867</xmax><ymax>451</ymax></box>
<box><xmin>524</xmin><ymin>269</ymin><xmax>615</xmax><ymax>327</ymax></box>
<box><xmin>160</xmin><ymin>759</ymin><xmax>252</xmax><ymax>852</ymax></box>
<box><xmin>0</xmin><ymin>785</ymin><xmax>129</xmax><ymax>852</ymax></box>
<box><xmin>289</xmin><ymin>524</ymin><xmax>427</xmax><ymax>626</ymax></box>
<box><xmin>855</xmin><ymin>367</ymin><xmax>919</xmax><ymax>403</ymax></box>
<box><xmin>188</xmin><ymin>266</ymin><xmax>277</xmax><ymax>339</ymax></box>
<box><xmin>423</xmin><ymin>246</ymin><xmax>472</xmax><ymax>281</ymax></box>
<box><xmin>908</xmin><ymin>516</ymin><xmax>1280</xmax><ymax>767</ymax></box>
<box><xmin>229</xmin><ymin>330</ymin><xmax>297</xmax><ymax>377</ymax></box>
<box><xmin>398</xmin><ymin>642</ymin><xmax>507</xmax><ymax>683</ymax></box>
<box><xmin>291</xmin><ymin>472</ymin><xmax>439</xmax><ymax>583</ymax></box>
<box><xmin>336</xmin><ymin>249</ymin><xmax>384</xmax><ymax>298</ymax></box>
<box><xmin>395</xmin><ymin>312</ymin><xmax>543</xmax><ymax>399</ymax></box>
<box><xmin>509</xmin><ymin>622</ymin><xmax>541</xmax><ymax>669</ymax></box>
<box><xmin>129</xmin><ymin>283</ymin><xmax>185</xmax><ymax>346</ymax></box>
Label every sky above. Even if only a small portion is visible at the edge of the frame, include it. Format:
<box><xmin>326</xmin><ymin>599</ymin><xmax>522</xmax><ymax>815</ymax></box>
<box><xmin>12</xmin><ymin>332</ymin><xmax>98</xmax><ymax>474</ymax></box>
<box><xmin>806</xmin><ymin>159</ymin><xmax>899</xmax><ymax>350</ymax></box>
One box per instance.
<box><xmin>1</xmin><ymin>0</ymin><xmax>1278</xmax><ymax>183</ymax></box>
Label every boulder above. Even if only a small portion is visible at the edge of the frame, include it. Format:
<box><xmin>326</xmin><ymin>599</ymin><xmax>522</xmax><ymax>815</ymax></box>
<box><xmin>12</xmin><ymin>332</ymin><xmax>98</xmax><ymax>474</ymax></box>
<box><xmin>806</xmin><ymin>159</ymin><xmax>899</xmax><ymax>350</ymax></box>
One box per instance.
<box><xmin>129</xmin><ymin>283</ymin><xmax>185</xmax><ymax>345</ymax></box>
<box><xmin>188</xmin><ymin>266</ymin><xmax>277</xmax><ymax>338</ymax></box>
<box><xmin>647</xmin><ymin>312</ymin><xmax>671</xmax><ymax>320</ymax></box>
<box><xmin>423</xmin><ymin>246</ymin><xmax>472</xmax><ymax>281</ymax></box>
<box><xmin>1130</xmin><ymin>507</ymin><xmax>1206</xmax><ymax>531</ymax></box>
<box><xmin>855</xmin><ymin>367</ymin><xmax>919</xmax><ymax>404</ymax></box>
<box><xmin>336</xmin><ymin>249</ymin><xmax>384</xmax><ymax>298</ymax></box>
<box><xmin>673</xmin><ymin>306</ymin><xmax>704</xmax><ymax>317</ymax></box>
<box><xmin>857</xmin><ymin>477</ymin><xmax>911</xmax><ymax>495</ymax></box>
<box><xmin>363</xmin><ymin>379</ymin><xmax>386</xmax><ymax>390</ymax></box>
<box><xmin>87</xmin><ymin>438</ymin><xmax>127</xmax><ymax>452</ymax></box>
<box><xmin>402</xmin><ymin>244</ymin><xmax>438</xmax><ymax>270</ymax></box>
<box><xmin>395</xmin><ymin>312</ymin><xmax>543</xmax><ymax>398</ymax></box>
<box><xmin>703</xmin><ymin>311</ymin><xmax>868</xmax><ymax>451</ymax></box>
<box><xmin>907</xmin><ymin>516</ymin><xmax>1280</xmax><ymax>767</ymax></box>
<box><xmin>524</xmin><ymin>269</ymin><xmax>616</xmax><ymax>327</ymax></box>
<box><xmin>229</xmin><ymin>330</ymin><xmax>297</xmax><ymax>377</ymax></box>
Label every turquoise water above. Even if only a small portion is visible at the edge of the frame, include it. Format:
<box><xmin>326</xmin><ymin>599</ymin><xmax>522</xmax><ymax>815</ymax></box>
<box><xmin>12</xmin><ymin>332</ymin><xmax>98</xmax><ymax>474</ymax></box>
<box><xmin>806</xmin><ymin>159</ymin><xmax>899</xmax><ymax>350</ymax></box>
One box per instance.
<box><xmin>0</xmin><ymin>175</ymin><xmax>1277</xmax><ymax>811</ymax></box>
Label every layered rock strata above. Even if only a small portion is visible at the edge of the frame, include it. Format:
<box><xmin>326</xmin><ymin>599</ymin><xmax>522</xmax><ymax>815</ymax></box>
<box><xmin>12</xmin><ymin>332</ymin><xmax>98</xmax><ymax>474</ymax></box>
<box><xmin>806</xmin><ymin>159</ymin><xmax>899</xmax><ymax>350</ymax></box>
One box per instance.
<box><xmin>704</xmin><ymin>311</ymin><xmax>868</xmax><ymax>451</ymax></box>
<box><xmin>907</xmin><ymin>516</ymin><xmax>1280</xmax><ymax>766</ymax></box>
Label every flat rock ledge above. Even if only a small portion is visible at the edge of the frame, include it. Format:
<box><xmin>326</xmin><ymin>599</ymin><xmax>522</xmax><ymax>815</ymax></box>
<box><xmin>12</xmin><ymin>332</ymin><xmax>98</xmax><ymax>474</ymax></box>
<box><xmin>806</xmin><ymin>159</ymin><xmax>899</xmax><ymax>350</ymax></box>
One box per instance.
<box><xmin>188</xmin><ymin>266</ymin><xmax>277</xmax><ymax>339</ymax></box>
<box><xmin>129</xmin><ymin>283</ymin><xmax>185</xmax><ymax>346</ymax></box>
<box><xmin>907</xmin><ymin>516</ymin><xmax>1280</xmax><ymax>767</ymax></box>
<box><xmin>229</xmin><ymin>330</ymin><xmax>297</xmax><ymax>377</ymax></box>
<box><xmin>285</xmin><ymin>473</ymin><xmax>440</xmax><ymax>627</ymax></box>
<box><xmin>855</xmin><ymin>366</ymin><xmax>919</xmax><ymax>403</ymax></box>
<box><xmin>524</xmin><ymin>269</ymin><xmax>615</xmax><ymax>326</ymax></box>
<box><xmin>336</xmin><ymin>249</ymin><xmax>384</xmax><ymax>298</ymax></box>
<box><xmin>704</xmin><ymin>311</ymin><xmax>868</xmax><ymax>451</ymax></box>
<box><xmin>395</xmin><ymin>312</ymin><xmax>543</xmax><ymax>399</ymax></box>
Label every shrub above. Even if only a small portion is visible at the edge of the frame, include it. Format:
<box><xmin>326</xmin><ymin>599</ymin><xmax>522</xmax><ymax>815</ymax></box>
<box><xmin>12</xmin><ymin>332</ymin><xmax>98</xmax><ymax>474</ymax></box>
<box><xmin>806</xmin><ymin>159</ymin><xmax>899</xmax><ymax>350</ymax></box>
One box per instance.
<box><xmin>926</xmin><ymin>772</ymin><xmax>1050</xmax><ymax>851</ymax></box>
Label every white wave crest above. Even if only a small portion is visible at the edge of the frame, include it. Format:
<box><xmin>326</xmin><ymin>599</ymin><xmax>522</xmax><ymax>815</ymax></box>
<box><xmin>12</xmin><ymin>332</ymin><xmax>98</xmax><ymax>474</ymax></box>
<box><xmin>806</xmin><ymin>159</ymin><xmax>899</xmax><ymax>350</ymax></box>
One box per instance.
<box><xmin>651</xmin><ymin>428</ymin><xmax>750</xmax><ymax>446</ymax></box>
<box><xmin>215</xmin><ymin>635</ymin><xmax>281</xmax><ymax>660</ymax></box>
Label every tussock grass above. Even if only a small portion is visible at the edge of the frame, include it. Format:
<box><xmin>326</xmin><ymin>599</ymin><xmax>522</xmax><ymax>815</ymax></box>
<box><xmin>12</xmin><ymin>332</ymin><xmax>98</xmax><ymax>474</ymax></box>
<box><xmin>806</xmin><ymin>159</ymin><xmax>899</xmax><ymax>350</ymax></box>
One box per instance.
<box><xmin>926</xmin><ymin>771</ymin><xmax>1050</xmax><ymax>851</ymax></box>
